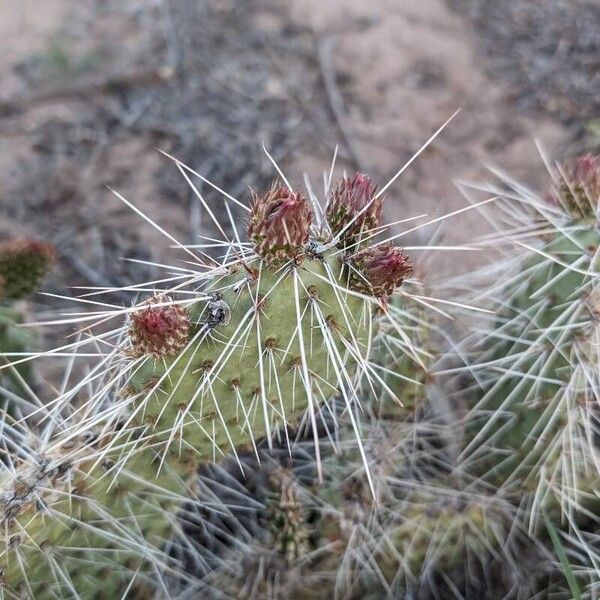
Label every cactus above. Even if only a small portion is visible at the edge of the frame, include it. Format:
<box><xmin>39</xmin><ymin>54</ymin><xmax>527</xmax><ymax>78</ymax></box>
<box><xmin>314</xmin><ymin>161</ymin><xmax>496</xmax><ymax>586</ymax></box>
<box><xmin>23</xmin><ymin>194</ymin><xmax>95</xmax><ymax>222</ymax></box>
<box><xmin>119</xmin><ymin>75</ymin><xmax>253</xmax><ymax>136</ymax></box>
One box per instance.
<box><xmin>0</xmin><ymin>163</ymin><xmax>417</xmax><ymax>597</ymax></box>
<box><xmin>115</xmin><ymin>177</ymin><xmax>415</xmax><ymax>461</ymax></box>
<box><xmin>460</xmin><ymin>155</ymin><xmax>600</xmax><ymax>523</ymax></box>
<box><xmin>428</xmin><ymin>154</ymin><xmax>600</xmax><ymax>596</ymax></box>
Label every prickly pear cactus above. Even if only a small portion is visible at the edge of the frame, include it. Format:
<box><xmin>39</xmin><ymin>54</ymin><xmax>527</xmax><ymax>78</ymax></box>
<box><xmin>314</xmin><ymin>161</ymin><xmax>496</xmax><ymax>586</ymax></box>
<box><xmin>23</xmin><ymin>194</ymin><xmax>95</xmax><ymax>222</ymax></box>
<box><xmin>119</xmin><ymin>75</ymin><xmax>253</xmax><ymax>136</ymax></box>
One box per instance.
<box><xmin>0</xmin><ymin>165</ymin><xmax>415</xmax><ymax>597</ymax></box>
<box><xmin>119</xmin><ymin>178</ymin><xmax>411</xmax><ymax>461</ymax></box>
<box><xmin>464</xmin><ymin>155</ymin><xmax>600</xmax><ymax>519</ymax></box>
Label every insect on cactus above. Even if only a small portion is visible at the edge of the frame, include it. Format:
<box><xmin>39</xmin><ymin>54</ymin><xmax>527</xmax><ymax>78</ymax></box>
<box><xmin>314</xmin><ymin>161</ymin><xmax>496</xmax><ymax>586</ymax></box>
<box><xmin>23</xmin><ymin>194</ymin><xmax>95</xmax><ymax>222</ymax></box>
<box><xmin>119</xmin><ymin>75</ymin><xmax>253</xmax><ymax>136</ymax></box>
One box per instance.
<box><xmin>0</xmin><ymin>147</ymin><xmax>427</xmax><ymax>597</ymax></box>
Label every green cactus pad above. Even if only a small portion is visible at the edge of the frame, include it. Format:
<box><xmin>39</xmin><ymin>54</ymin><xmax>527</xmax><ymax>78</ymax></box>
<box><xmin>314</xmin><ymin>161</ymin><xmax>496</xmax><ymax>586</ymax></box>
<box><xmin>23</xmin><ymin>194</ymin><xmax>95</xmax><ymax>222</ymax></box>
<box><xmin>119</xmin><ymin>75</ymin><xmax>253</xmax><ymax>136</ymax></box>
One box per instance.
<box><xmin>126</xmin><ymin>251</ymin><xmax>370</xmax><ymax>460</ymax></box>
<box><xmin>470</xmin><ymin>219</ymin><xmax>600</xmax><ymax>515</ymax></box>
<box><xmin>0</xmin><ymin>445</ymin><xmax>190</xmax><ymax>597</ymax></box>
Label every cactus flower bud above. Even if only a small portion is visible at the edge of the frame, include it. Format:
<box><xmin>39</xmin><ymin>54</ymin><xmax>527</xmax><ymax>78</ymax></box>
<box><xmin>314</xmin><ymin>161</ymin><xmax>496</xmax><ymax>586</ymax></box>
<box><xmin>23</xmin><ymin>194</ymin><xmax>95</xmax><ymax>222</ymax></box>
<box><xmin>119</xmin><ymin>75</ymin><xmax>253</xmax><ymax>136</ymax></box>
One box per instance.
<box><xmin>550</xmin><ymin>154</ymin><xmax>600</xmax><ymax>218</ymax></box>
<box><xmin>326</xmin><ymin>173</ymin><xmax>383</xmax><ymax>247</ymax></box>
<box><xmin>128</xmin><ymin>295</ymin><xmax>190</xmax><ymax>359</ymax></box>
<box><xmin>347</xmin><ymin>244</ymin><xmax>412</xmax><ymax>298</ymax></box>
<box><xmin>0</xmin><ymin>239</ymin><xmax>55</xmax><ymax>300</ymax></box>
<box><xmin>248</xmin><ymin>185</ymin><xmax>313</xmax><ymax>265</ymax></box>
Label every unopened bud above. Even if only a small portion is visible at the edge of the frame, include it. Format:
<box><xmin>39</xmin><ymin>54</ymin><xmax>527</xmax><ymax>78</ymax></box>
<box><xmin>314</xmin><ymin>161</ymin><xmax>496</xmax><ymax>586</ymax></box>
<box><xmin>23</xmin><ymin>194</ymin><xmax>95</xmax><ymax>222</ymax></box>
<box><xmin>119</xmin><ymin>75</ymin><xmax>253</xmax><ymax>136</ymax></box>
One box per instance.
<box><xmin>128</xmin><ymin>295</ymin><xmax>190</xmax><ymax>359</ymax></box>
<box><xmin>0</xmin><ymin>239</ymin><xmax>55</xmax><ymax>300</ymax></box>
<box><xmin>326</xmin><ymin>173</ymin><xmax>383</xmax><ymax>247</ymax></box>
<box><xmin>347</xmin><ymin>244</ymin><xmax>412</xmax><ymax>298</ymax></box>
<box><xmin>248</xmin><ymin>184</ymin><xmax>313</xmax><ymax>265</ymax></box>
<box><xmin>549</xmin><ymin>154</ymin><xmax>600</xmax><ymax>218</ymax></box>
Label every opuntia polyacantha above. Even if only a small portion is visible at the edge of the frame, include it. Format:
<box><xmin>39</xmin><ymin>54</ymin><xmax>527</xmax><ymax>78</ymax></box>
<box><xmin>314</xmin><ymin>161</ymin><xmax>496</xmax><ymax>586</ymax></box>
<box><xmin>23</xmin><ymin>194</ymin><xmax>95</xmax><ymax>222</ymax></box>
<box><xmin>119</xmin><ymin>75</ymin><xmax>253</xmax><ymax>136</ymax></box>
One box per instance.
<box><xmin>0</xmin><ymin>160</ymin><xmax>415</xmax><ymax>597</ymax></box>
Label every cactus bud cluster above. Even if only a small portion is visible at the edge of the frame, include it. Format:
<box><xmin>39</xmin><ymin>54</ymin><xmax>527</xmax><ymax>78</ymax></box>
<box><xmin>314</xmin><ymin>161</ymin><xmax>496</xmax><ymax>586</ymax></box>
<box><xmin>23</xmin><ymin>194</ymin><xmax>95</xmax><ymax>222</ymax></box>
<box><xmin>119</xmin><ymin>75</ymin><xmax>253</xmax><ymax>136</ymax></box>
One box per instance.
<box><xmin>549</xmin><ymin>154</ymin><xmax>600</xmax><ymax>218</ymax></box>
<box><xmin>0</xmin><ymin>239</ymin><xmax>55</xmax><ymax>300</ymax></box>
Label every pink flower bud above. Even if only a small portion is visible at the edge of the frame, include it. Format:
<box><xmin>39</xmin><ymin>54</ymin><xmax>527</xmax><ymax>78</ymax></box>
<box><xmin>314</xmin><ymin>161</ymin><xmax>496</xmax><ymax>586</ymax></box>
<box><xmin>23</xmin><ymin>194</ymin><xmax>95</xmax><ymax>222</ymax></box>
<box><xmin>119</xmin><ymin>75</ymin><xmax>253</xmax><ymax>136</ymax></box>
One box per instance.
<box><xmin>326</xmin><ymin>173</ymin><xmax>383</xmax><ymax>247</ymax></box>
<box><xmin>347</xmin><ymin>244</ymin><xmax>412</xmax><ymax>298</ymax></box>
<box><xmin>550</xmin><ymin>154</ymin><xmax>600</xmax><ymax>218</ymax></box>
<box><xmin>128</xmin><ymin>295</ymin><xmax>190</xmax><ymax>359</ymax></box>
<box><xmin>247</xmin><ymin>185</ymin><xmax>313</xmax><ymax>265</ymax></box>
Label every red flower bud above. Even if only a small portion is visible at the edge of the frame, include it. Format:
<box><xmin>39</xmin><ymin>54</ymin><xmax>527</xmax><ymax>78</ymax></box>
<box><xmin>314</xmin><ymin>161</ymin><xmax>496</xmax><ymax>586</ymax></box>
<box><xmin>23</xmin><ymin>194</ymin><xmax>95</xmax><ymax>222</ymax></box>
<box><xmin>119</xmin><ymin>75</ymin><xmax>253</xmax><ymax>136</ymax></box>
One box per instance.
<box><xmin>550</xmin><ymin>154</ymin><xmax>600</xmax><ymax>218</ymax></box>
<box><xmin>326</xmin><ymin>173</ymin><xmax>383</xmax><ymax>247</ymax></box>
<box><xmin>247</xmin><ymin>184</ymin><xmax>313</xmax><ymax>265</ymax></box>
<box><xmin>0</xmin><ymin>238</ymin><xmax>55</xmax><ymax>299</ymax></box>
<box><xmin>128</xmin><ymin>295</ymin><xmax>190</xmax><ymax>359</ymax></box>
<box><xmin>347</xmin><ymin>244</ymin><xmax>412</xmax><ymax>298</ymax></box>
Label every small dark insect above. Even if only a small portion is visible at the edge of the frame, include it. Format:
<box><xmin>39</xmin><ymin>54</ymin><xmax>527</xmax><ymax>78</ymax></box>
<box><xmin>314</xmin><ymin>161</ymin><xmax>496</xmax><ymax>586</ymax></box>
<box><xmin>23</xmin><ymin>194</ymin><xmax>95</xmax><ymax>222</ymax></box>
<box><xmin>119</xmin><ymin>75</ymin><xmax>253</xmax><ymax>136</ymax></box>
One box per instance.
<box><xmin>205</xmin><ymin>294</ymin><xmax>231</xmax><ymax>329</ymax></box>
